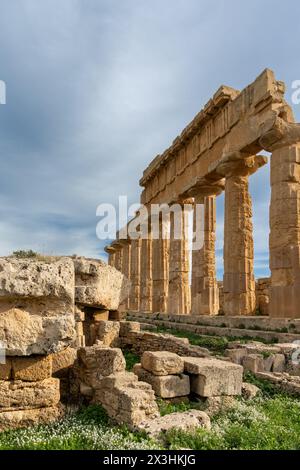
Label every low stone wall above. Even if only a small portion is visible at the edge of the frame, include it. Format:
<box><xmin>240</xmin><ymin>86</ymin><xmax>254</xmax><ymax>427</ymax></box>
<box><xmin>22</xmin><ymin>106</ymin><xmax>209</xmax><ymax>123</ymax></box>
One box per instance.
<box><xmin>73</xmin><ymin>344</ymin><xmax>159</xmax><ymax>427</ymax></box>
<box><xmin>90</xmin><ymin>319</ymin><xmax>210</xmax><ymax>357</ymax></box>
<box><xmin>0</xmin><ymin>255</ymin><xmax>129</xmax><ymax>431</ymax></box>
<box><xmin>127</xmin><ymin>312</ymin><xmax>300</xmax><ymax>342</ymax></box>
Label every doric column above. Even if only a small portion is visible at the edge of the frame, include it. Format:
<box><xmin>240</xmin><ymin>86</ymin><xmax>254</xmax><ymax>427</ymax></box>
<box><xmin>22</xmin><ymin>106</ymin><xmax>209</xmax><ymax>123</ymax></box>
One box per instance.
<box><xmin>140</xmin><ymin>227</ymin><xmax>153</xmax><ymax>313</ymax></box>
<box><xmin>260</xmin><ymin>119</ymin><xmax>300</xmax><ymax>318</ymax></box>
<box><xmin>119</xmin><ymin>240</ymin><xmax>131</xmax><ymax>310</ymax></box>
<box><xmin>191</xmin><ymin>182</ymin><xmax>223</xmax><ymax>315</ymax></box>
<box><xmin>129</xmin><ymin>238</ymin><xmax>141</xmax><ymax>311</ymax></box>
<box><xmin>218</xmin><ymin>153</ymin><xmax>267</xmax><ymax>316</ymax></box>
<box><xmin>113</xmin><ymin>242</ymin><xmax>123</xmax><ymax>272</ymax></box>
<box><xmin>167</xmin><ymin>204</ymin><xmax>191</xmax><ymax>314</ymax></box>
<box><xmin>152</xmin><ymin>215</ymin><xmax>169</xmax><ymax>313</ymax></box>
<box><xmin>223</xmin><ymin>174</ymin><xmax>255</xmax><ymax>315</ymax></box>
<box><xmin>104</xmin><ymin>246</ymin><xmax>116</xmax><ymax>267</ymax></box>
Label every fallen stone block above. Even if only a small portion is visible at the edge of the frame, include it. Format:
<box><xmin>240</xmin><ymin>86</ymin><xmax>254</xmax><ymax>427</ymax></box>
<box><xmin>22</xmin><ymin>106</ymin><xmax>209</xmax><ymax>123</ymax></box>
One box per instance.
<box><xmin>119</xmin><ymin>321</ymin><xmax>140</xmax><ymax>337</ymax></box>
<box><xmin>133</xmin><ymin>364</ymin><xmax>190</xmax><ymax>398</ymax></box>
<box><xmin>242</xmin><ymin>382</ymin><xmax>260</xmax><ymax>399</ymax></box>
<box><xmin>0</xmin><ymin>405</ymin><xmax>62</xmax><ymax>432</ymax></box>
<box><xmin>94</xmin><ymin>371</ymin><xmax>159</xmax><ymax>427</ymax></box>
<box><xmin>225</xmin><ymin>348</ymin><xmax>247</xmax><ymax>365</ymax></box>
<box><xmin>183</xmin><ymin>357</ymin><xmax>243</xmax><ymax>397</ymax></box>
<box><xmin>97</xmin><ymin>320</ymin><xmax>120</xmax><ymax>347</ymax></box>
<box><xmin>0</xmin><ymin>378</ymin><xmax>60</xmax><ymax>411</ymax></box>
<box><xmin>73</xmin><ymin>257</ymin><xmax>130</xmax><ymax>310</ymax></box>
<box><xmin>138</xmin><ymin>410</ymin><xmax>211</xmax><ymax>437</ymax></box>
<box><xmin>272</xmin><ymin>354</ymin><xmax>286</xmax><ymax>372</ymax></box>
<box><xmin>242</xmin><ymin>354</ymin><xmax>265</xmax><ymax>373</ymax></box>
<box><xmin>141</xmin><ymin>351</ymin><xmax>184</xmax><ymax>376</ymax></box>
<box><xmin>77</xmin><ymin>345</ymin><xmax>126</xmax><ymax>388</ymax></box>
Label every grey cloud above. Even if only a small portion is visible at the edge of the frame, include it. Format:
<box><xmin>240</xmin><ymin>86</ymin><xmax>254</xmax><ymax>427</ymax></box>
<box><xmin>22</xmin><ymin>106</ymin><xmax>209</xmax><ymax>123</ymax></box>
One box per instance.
<box><xmin>0</xmin><ymin>0</ymin><xmax>300</xmax><ymax>276</ymax></box>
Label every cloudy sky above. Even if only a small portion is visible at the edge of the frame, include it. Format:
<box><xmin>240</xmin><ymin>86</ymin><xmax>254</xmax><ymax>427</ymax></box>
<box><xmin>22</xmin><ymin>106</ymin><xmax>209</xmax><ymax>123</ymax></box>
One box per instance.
<box><xmin>0</xmin><ymin>0</ymin><xmax>300</xmax><ymax>279</ymax></box>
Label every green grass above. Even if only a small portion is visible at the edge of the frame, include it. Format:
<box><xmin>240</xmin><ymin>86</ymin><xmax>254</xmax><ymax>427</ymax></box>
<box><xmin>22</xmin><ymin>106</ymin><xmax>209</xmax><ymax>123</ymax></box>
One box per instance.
<box><xmin>0</xmin><ymin>390</ymin><xmax>299</xmax><ymax>450</ymax></box>
<box><xmin>164</xmin><ymin>395</ymin><xmax>300</xmax><ymax>450</ymax></box>
<box><xmin>123</xmin><ymin>349</ymin><xmax>140</xmax><ymax>371</ymax></box>
<box><xmin>0</xmin><ymin>405</ymin><xmax>159</xmax><ymax>450</ymax></box>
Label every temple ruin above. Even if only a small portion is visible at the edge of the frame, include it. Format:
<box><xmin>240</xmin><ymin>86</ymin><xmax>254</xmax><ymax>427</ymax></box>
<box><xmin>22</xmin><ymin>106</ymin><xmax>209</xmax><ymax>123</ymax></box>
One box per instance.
<box><xmin>105</xmin><ymin>69</ymin><xmax>300</xmax><ymax>320</ymax></box>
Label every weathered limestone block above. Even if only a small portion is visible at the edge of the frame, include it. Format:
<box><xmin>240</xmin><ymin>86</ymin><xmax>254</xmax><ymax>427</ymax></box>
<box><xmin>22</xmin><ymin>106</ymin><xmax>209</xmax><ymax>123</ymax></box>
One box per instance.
<box><xmin>77</xmin><ymin>346</ymin><xmax>126</xmax><ymax>388</ymax></box>
<box><xmin>94</xmin><ymin>371</ymin><xmax>159</xmax><ymax>427</ymax></box>
<box><xmin>119</xmin><ymin>321</ymin><xmax>140</xmax><ymax>337</ymax></box>
<box><xmin>200</xmin><ymin>396</ymin><xmax>236</xmax><ymax>417</ymax></box>
<box><xmin>183</xmin><ymin>357</ymin><xmax>243</xmax><ymax>397</ymax></box>
<box><xmin>0</xmin><ymin>256</ymin><xmax>74</xmax><ymax>315</ymax></box>
<box><xmin>0</xmin><ymin>308</ymin><xmax>75</xmax><ymax>356</ymax></box>
<box><xmin>96</xmin><ymin>320</ymin><xmax>120</xmax><ymax>347</ymax></box>
<box><xmin>242</xmin><ymin>354</ymin><xmax>265</xmax><ymax>373</ymax></box>
<box><xmin>133</xmin><ymin>364</ymin><xmax>190</xmax><ymax>398</ymax></box>
<box><xmin>225</xmin><ymin>348</ymin><xmax>247</xmax><ymax>365</ymax></box>
<box><xmin>141</xmin><ymin>351</ymin><xmax>184</xmax><ymax>376</ymax></box>
<box><xmin>0</xmin><ymin>378</ymin><xmax>60</xmax><ymax>411</ymax></box>
<box><xmin>139</xmin><ymin>410</ymin><xmax>210</xmax><ymax>437</ymax></box>
<box><xmin>11</xmin><ymin>356</ymin><xmax>52</xmax><ymax>382</ymax></box>
<box><xmin>242</xmin><ymin>382</ymin><xmax>260</xmax><ymax>399</ymax></box>
<box><xmin>0</xmin><ymin>405</ymin><xmax>62</xmax><ymax>432</ymax></box>
<box><xmin>73</xmin><ymin>257</ymin><xmax>130</xmax><ymax>311</ymax></box>
<box><xmin>272</xmin><ymin>354</ymin><xmax>286</xmax><ymax>372</ymax></box>
<box><xmin>0</xmin><ymin>257</ymin><xmax>76</xmax><ymax>355</ymax></box>
<box><xmin>51</xmin><ymin>347</ymin><xmax>77</xmax><ymax>378</ymax></box>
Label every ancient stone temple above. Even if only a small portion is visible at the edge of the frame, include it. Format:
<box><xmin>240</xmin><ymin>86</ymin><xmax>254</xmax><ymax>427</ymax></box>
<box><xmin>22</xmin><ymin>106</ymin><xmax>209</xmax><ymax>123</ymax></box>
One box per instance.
<box><xmin>106</xmin><ymin>69</ymin><xmax>300</xmax><ymax>319</ymax></box>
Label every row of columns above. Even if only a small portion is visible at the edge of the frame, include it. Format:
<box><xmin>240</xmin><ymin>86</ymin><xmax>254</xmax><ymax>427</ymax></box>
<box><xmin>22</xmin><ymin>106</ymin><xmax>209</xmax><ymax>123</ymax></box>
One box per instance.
<box><xmin>106</xmin><ymin>125</ymin><xmax>300</xmax><ymax>318</ymax></box>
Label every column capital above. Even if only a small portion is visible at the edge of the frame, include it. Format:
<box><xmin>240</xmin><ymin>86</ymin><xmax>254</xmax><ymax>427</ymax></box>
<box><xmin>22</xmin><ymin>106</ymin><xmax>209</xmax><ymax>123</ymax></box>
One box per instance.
<box><xmin>212</xmin><ymin>152</ymin><xmax>267</xmax><ymax>179</ymax></box>
<box><xmin>104</xmin><ymin>245</ymin><xmax>116</xmax><ymax>255</ymax></box>
<box><xmin>182</xmin><ymin>177</ymin><xmax>225</xmax><ymax>199</ymax></box>
<box><xmin>259</xmin><ymin>117</ymin><xmax>300</xmax><ymax>151</ymax></box>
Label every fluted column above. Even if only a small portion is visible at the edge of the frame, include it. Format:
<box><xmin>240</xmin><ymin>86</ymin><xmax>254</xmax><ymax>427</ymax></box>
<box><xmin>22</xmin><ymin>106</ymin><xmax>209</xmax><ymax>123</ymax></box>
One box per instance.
<box><xmin>223</xmin><ymin>174</ymin><xmax>256</xmax><ymax>315</ymax></box>
<box><xmin>167</xmin><ymin>205</ymin><xmax>191</xmax><ymax>314</ymax></box>
<box><xmin>140</xmin><ymin>228</ymin><xmax>153</xmax><ymax>312</ymax></box>
<box><xmin>119</xmin><ymin>240</ymin><xmax>131</xmax><ymax>310</ymax></box>
<box><xmin>191</xmin><ymin>194</ymin><xmax>219</xmax><ymax>315</ymax></box>
<box><xmin>218</xmin><ymin>154</ymin><xmax>267</xmax><ymax>316</ymax></box>
<box><xmin>105</xmin><ymin>246</ymin><xmax>116</xmax><ymax>267</ymax></box>
<box><xmin>260</xmin><ymin>119</ymin><xmax>300</xmax><ymax>318</ymax></box>
<box><xmin>113</xmin><ymin>243</ymin><xmax>123</xmax><ymax>272</ymax></box>
<box><xmin>129</xmin><ymin>238</ymin><xmax>141</xmax><ymax>311</ymax></box>
<box><xmin>152</xmin><ymin>216</ymin><xmax>169</xmax><ymax>312</ymax></box>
